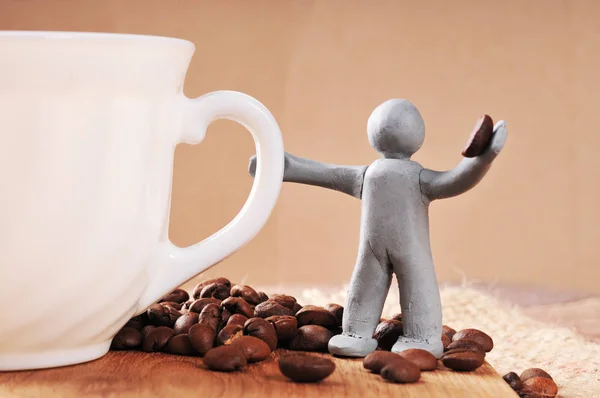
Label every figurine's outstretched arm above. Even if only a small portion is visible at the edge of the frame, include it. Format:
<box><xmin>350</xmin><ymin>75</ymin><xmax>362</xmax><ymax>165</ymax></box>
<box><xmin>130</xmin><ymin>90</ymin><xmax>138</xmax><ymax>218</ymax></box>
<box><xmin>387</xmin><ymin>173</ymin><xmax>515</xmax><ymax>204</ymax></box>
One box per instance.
<box><xmin>419</xmin><ymin>120</ymin><xmax>507</xmax><ymax>202</ymax></box>
<box><xmin>249</xmin><ymin>152</ymin><xmax>368</xmax><ymax>199</ymax></box>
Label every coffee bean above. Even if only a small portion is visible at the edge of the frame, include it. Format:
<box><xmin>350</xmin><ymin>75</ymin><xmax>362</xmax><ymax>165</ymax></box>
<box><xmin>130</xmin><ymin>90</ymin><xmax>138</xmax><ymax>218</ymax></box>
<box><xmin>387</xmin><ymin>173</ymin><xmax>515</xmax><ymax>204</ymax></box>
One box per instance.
<box><xmin>173</xmin><ymin>312</ymin><xmax>199</xmax><ymax>335</ymax></box>
<box><xmin>217</xmin><ymin>324</ymin><xmax>244</xmax><ymax>346</ymax></box>
<box><xmin>288</xmin><ymin>325</ymin><xmax>333</xmax><ymax>352</ymax></box>
<box><xmin>188</xmin><ymin>298</ymin><xmax>222</xmax><ymax>313</ymax></box>
<box><xmin>442</xmin><ymin>325</ymin><xmax>457</xmax><ymax>340</ymax></box>
<box><xmin>522</xmin><ymin>377</ymin><xmax>558</xmax><ymax>398</ymax></box>
<box><xmin>373</xmin><ymin>320</ymin><xmax>403</xmax><ymax>351</ymax></box>
<box><xmin>503</xmin><ymin>372</ymin><xmax>523</xmax><ymax>392</ymax></box>
<box><xmin>266</xmin><ymin>315</ymin><xmax>298</xmax><ymax>341</ymax></box>
<box><xmin>198</xmin><ymin>303</ymin><xmax>220</xmax><ymax>331</ymax></box>
<box><xmin>244</xmin><ymin>317</ymin><xmax>278</xmax><ymax>351</ymax></box>
<box><xmin>159</xmin><ymin>288</ymin><xmax>189</xmax><ymax>304</ymax></box>
<box><xmin>398</xmin><ymin>348</ymin><xmax>437</xmax><ymax>371</ymax></box>
<box><xmin>203</xmin><ymin>345</ymin><xmax>247</xmax><ymax>372</ymax></box>
<box><xmin>146</xmin><ymin>303</ymin><xmax>181</xmax><ymax>327</ymax></box>
<box><xmin>441</xmin><ymin>333</ymin><xmax>451</xmax><ymax>350</ymax></box>
<box><xmin>230</xmin><ymin>285</ymin><xmax>262</xmax><ymax>305</ymax></box>
<box><xmin>269</xmin><ymin>294</ymin><xmax>297</xmax><ymax>310</ymax></box>
<box><xmin>279</xmin><ymin>354</ymin><xmax>335</xmax><ymax>383</ymax></box>
<box><xmin>221</xmin><ymin>297</ymin><xmax>254</xmax><ymax>318</ymax></box>
<box><xmin>324</xmin><ymin>304</ymin><xmax>343</xmax><ymax>326</ymax></box>
<box><xmin>445</xmin><ymin>339</ymin><xmax>486</xmax><ymax>354</ymax></box>
<box><xmin>462</xmin><ymin>114</ymin><xmax>494</xmax><ymax>158</ymax></box>
<box><xmin>230</xmin><ymin>336</ymin><xmax>271</xmax><ymax>363</ymax></box>
<box><xmin>220</xmin><ymin>307</ymin><xmax>232</xmax><ymax>329</ymax></box>
<box><xmin>161</xmin><ymin>301</ymin><xmax>183</xmax><ymax>311</ymax></box>
<box><xmin>452</xmin><ymin>328</ymin><xmax>493</xmax><ymax>352</ymax></box>
<box><xmin>165</xmin><ymin>334</ymin><xmax>194</xmax><ymax>356</ymax></box>
<box><xmin>363</xmin><ymin>351</ymin><xmax>404</xmax><ymax>373</ymax></box>
<box><xmin>200</xmin><ymin>283</ymin><xmax>230</xmax><ymax>300</ymax></box>
<box><xmin>141</xmin><ymin>325</ymin><xmax>156</xmax><ymax>337</ymax></box>
<box><xmin>292</xmin><ymin>303</ymin><xmax>303</xmax><ymax>314</ymax></box>
<box><xmin>142</xmin><ymin>326</ymin><xmax>174</xmax><ymax>352</ymax></box>
<box><xmin>254</xmin><ymin>300</ymin><xmax>294</xmax><ymax>318</ymax></box>
<box><xmin>111</xmin><ymin>327</ymin><xmax>142</xmax><ymax>350</ymax></box>
<box><xmin>257</xmin><ymin>291</ymin><xmax>269</xmax><ymax>303</ymax></box>
<box><xmin>227</xmin><ymin>314</ymin><xmax>248</xmax><ymax>328</ymax></box>
<box><xmin>189</xmin><ymin>323</ymin><xmax>216</xmax><ymax>356</ymax></box>
<box><xmin>380</xmin><ymin>358</ymin><xmax>421</xmax><ymax>383</ymax></box>
<box><xmin>296</xmin><ymin>305</ymin><xmax>338</xmax><ymax>330</ymax></box>
<box><xmin>520</xmin><ymin>368</ymin><xmax>553</xmax><ymax>382</ymax></box>
<box><xmin>124</xmin><ymin>316</ymin><xmax>145</xmax><ymax>330</ymax></box>
<box><xmin>192</xmin><ymin>277</ymin><xmax>231</xmax><ymax>299</ymax></box>
<box><xmin>441</xmin><ymin>350</ymin><xmax>485</xmax><ymax>371</ymax></box>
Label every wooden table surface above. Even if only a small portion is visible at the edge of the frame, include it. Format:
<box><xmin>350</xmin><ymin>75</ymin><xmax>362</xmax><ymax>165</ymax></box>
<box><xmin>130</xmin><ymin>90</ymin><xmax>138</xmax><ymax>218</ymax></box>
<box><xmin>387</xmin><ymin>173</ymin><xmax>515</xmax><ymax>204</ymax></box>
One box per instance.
<box><xmin>0</xmin><ymin>349</ymin><xmax>517</xmax><ymax>398</ymax></box>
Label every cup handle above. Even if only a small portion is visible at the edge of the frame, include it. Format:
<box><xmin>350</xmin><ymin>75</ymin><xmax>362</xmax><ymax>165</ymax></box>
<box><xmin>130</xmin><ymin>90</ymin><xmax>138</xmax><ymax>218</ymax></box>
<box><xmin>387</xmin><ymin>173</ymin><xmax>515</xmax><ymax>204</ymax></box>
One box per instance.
<box><xmin>136</xmin><ymin>90</ymin><xmax>284</xmax><ymax>312</ymax></box>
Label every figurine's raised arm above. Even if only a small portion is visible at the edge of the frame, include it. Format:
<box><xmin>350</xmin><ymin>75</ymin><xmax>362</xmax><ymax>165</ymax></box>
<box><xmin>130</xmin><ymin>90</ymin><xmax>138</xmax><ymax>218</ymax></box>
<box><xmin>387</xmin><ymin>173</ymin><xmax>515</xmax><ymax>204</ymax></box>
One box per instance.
<box><xmin>249</xmin><ymin>152</ymin><xmax>368</xmax><ymax>199</ymax></box>
<box><xmin>419</xmin><ymin>120</ymin><xmax>507</xmax><ymax>202</ymax></box>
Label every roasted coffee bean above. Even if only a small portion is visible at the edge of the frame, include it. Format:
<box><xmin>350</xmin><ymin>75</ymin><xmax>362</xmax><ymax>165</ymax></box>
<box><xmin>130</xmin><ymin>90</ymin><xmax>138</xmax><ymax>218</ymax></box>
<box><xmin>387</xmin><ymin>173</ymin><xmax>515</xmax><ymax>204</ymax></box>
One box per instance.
<box><xmin>200</xmin><ymin>283</ymin><xmax>230</xmax><ymax>300</ymax></box>
<box><xmin>165</xmin><ymin>334</ymin><xmax>194</xmax><ymax>356</ymax></box>
<box><xmin>363</xmin><ymin>351</ymin><xmax>404</xmax><ymax>373</ymax></box>
<box><xmin>296</xmin><ymin>305</ymin><xmax>338</xmax><ymax>330</ymax></box>
<box><xmin>111</xmin><ymin>327</ymin><xmax>142</xmax><ymax>350</ymax></box>
<box><xmin>441</xmin><ymin>333</ymin><xmax>451</xmax><ymax>350</ymax></box>
<box><xmin>503</xmin><ymin>372</ymin><xmax>523</xmax><ymax>392</ymax></box>
<box><xmin>442</xmin><ymin>325</ymin><xmax>457</xmax><ymax>340</ymax></box>
<box><xmin>398</xmin><ymin>348</ymin><xmax>437</xmax><ymax>371</ymax></box>
<box><xmin>221</xmin><ymin>297</ymin><xmax>254</xmax><ymax>318</ymax></box>
<box><xmin>380</xmin><ymin>358</ymin><xmax>421</xmax><ymax>383</ymax></box>
<box><xmin>203</xmin><ymin>345</ymin><xmax>247</xmax><ymax>372</ymax></box>
<box><xmin>279</xmin><ymin>354</ymin><xmax>336</xmax><ymax>383</ymax></box>
<box><xmin>160</xmin><ymin>301</ymin><xmax>183</xmax><ymax>311</ymax></box>
<box><xmin>198</xmin><ymin>303</ymin><xmax>220</xmax><ymax>331</ymax></box>
<box><xmin>373</xmin><ymin>320</ymin><xmax>403</xmax><ymax>351</ymax></box>
<box><xmin>254</xmin><ymin>300</ymin><xmax>294</xmax><ymax>318</ymax></box>
<box><xmin>146</xmin><ymin>303</ymin><xmax>181</xmax><ymax>327</ymax></box>
<box><xmin>217</xmin><ymin>324</ymin><xmax>244</xmax><ymax>346</ymax></box>
<box><xmin>227</xmin><ymin>314</ymin><xmax>248</xmax><ymax>328</ymax></box>
<box><xmin>124</xmin><ymin>316</ymin><xmax>145</xmax><ymax>330</ymax></box>
<box><xmin>269</xmin><ymin>294</ymin><xmax>297</xmax><ymax>310</ymax></box>
<box><xmin>188</xmin><ymin>298</ymin><xmax>222</xmax><ymax>313</ymax></box>
<box><xmin>445</xmin><ymin>339</ymin><xmax>486</xmax><ymax>354</ymax></box>
<box><xmin>230</xmin><ymin>285</ymin><xmax>262</xmax><ymax>305</ymax></box>
<box><xmin>189</xmin><ymin>323</ymin><xmax>216</xmax><ymax>356</ymax></box>
<box><xmin>520</xmin><ymin>368</ymin><xmax>553</xmax><ymax>382</ymax></box>
<box><xmin>288</xmin><ymin>325</ymin><xmax>333</xmax><ymax>352</ymax></box>
<box><xmin>257</xmin><ymin>291</ymin><xmax>269</xmax><ymax>303</ymax></box>
<box><xmin>182</xmin><ymin>300</ymin><xmax>193</xmax><ymax>310</ymax></box>
<box><xmin>173</xmin><ymin>312</ymin><xmax>199</xmax><ymax>335</ymax></box>
<box><xmin>142</xmin><ymin>326</ymin><xmax>174</xmax><ymax>352</ymax></box>
<box><xmin>324</xmin><ymin>304</ymin><xmax>344</xmax><ymax>326</ymax></box>
<box><xmin>441</xmin><ymin>350</ymin><xmax>485</xmax><ymax>371</ymax></box>
<box><xmin>230</xmin><ymin>336</ymin><xmax>271</xmax><ymax>363</ymax></box>
<box><xmin>292</xmin><ymin>303</ymin><xmax>303</xmax><ymax>314</ymax></box>
<box><xmin>452</xmin><ymin>328</ymin><xmax>493</xmax><ymax>352</ymax></box>
<box><xmin>141</xmin><ymin>325</ymin><xmax>156</xmax><ymax>337</ymax></box>
<box><xmin>220</xmin><ymin>307</ymin><xmax>232</xmax><ymax>329</ymax></box>
<box><xmin>266</xmin><ymin>315</ymin><xmax>298</xmax><ymax>341</ymax></box>
<box><xmin>462</xmin><ymin>114</ymin><xmax>494</xmax><ymax>158</ymax></box>
<box><xmin>159</xmin><ymin>288</ymin><xmax>189</xmax><ymax>304</ymax></box>
<box><xmin>192</xmin><ymin>277</ymin><xmax>231</xmax><ymax>299</ymax></box>
<box><xmin>522</xmin><ymin>377</ymin><xmax>558</xmax><ymax>398</ymax></box>
<box><xmin>244</xmin><ymin>317</ymin><xmax>278</xmax><ymax>351</ymax></box>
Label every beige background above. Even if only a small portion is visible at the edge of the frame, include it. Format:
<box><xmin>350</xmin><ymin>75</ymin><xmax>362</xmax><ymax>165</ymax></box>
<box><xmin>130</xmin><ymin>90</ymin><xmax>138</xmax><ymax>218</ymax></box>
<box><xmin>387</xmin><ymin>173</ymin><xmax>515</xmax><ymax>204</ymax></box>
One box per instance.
<box><xmin>1</xmin><ymin>0</ymin><xmax>599</xmax><ymax>294</ymax></box>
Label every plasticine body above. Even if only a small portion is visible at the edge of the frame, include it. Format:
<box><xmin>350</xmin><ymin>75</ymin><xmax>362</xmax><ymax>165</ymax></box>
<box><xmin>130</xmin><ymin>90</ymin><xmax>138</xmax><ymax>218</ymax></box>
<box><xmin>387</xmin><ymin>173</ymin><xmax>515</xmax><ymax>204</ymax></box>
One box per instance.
<box><xmin>248</xmin><ymin>99</ymin><xmax>507</xmax><ymax>359</ymax></box>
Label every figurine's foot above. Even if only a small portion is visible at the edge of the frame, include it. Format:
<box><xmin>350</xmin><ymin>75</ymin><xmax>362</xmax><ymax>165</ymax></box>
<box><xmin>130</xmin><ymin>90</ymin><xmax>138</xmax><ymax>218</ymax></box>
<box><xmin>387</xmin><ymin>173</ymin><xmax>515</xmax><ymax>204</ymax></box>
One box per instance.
<box><xmin>328</xmin><ymin>333</ymin><xmax>378</xmax><ymax>357</ymax></box>
<box><xmin>391</xmin><ymin>336</ymin><xmax>444</xmax><ymax>359</ymax></box>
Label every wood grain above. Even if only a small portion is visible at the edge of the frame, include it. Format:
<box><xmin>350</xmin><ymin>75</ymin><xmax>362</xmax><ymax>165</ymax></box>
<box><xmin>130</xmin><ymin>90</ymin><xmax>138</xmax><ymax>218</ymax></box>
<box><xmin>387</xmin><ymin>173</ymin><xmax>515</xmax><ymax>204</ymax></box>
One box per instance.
<box><xmin>0</xmin><ymin>349</ymin><xmax>517</xmax><ymax>397</ymax></box>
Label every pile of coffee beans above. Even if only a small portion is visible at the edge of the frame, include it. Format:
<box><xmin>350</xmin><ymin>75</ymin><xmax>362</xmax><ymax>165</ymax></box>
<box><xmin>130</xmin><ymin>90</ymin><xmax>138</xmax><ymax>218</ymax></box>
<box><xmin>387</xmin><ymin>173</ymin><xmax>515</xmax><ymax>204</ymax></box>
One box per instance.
<box><xmin>502</xmin><ymin>368</ymin><xmax>558</xmax><ymax>398</ymax></box>
<box><xmin>111</xmin><ymin>276</ymin><xmax>559</xmax><ymax>395</ymax></box>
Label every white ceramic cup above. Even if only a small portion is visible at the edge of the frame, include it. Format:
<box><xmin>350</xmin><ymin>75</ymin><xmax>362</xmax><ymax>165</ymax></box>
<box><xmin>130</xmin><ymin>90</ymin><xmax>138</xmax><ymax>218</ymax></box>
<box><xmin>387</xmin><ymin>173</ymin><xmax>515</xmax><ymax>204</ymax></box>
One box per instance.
<box><xmin>0</xmin><ymin>31</ymin><xmax>284</xmax><ymax>371</ymax></box>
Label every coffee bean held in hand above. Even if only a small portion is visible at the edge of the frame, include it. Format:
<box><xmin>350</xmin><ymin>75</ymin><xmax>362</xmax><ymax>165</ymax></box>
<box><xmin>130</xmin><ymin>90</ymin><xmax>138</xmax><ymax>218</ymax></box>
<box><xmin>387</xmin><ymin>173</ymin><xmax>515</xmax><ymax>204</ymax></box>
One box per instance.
<box><xmin>111</xmin><ymin>327</ymin><xmax>143</xmax><ymax>350</ymax></box>
<box><xmin>452</xmin><ymin>328</ymin><xmax>494</xmax><ymax>352</ymax></box>
<box><xmin>441</xmin><ymin>349</ymin><xmax>485</xmax><ymax>371</ymax></box>
<box><xmin>159</xmin><ymin>288</ymin><xmax>189</xmax><ymax>304</ymax></box>
<box><xmin>363</xmin><ymin>351</ymin><xmax>404</xmax><ymax>374</ymax></box>
<box><xmin>142</xmin><ymin>326</ymin><xmax>175</xmax><ymax>352</ymax></box>
<box><xmin>173</xmin><ymin>312</ymin><xmax>199</xmax><ymax>335</ymax></box>
<box><xmin>221</xmin><ymin>297</ymin><xmax>254</xmax><ymax>318</ymax></box>
<box><xmin>203</xmin><ymin>345</ymin><xmax>247</xmax><ymax>372</ymax></box>
<box><xmin>502</xmin><ymin>372</ymin><xmax>523</xmax><ymax>392</ymax></box>
<box><xmin>200</xmin><ymin>283</ymin><xmax>230</xmax><ymax>300</ymax></box>
<box><xmin>244</xmin><ymin>317</ymin><xmax>278</xmax><ymax>351</ymax></box>
<box><xmin>266</xmin><ymin>315</ymin><xmax>298</xmax><ymax>342</ymax></box>
<box><xmin>192</xmin><ymin>277</ymin><xmax>232</xmax><ymax>299</ymax></box>
<box><xmin>165</xmin><ymin>334</ymin><xmax>194</xmax><ymax>356</ymax></box>
<box><xmin>373</xmin><ymin>320</ymin><xmax>403</xmax><ymax>351</ymax></box>
<box><xmin>230</xmin><ymin>285</ymin><xmax>262</xmax><ymax>305</ymax></box>
<box><xmin>217</xmin><ymin>324</ymin><xmax>244</xmax><ymax>346</ymax></box>
<box><xmin>288</xmin><ymin>325</ymin><xmax>333</xmax><ymax>352</ymax></box>
<box><xmin>254</xmin><ymin>300</ymin><xmax>294</xmax><ymax>318</ymax></box>
<box><xmin>189</xmin><ymin>323</ymin><xmax>216</xmax><ymax>356</ymax></box>
<box><xmin>398</xmin><ymin>348</ymin><xmax>438</xmax><ymax>371</ymax></box>
<box><xmin>380</xmin><ymin>358</ymin><xmax>421</xmax><ymax>383</ymax></box>
<box><xmin>324</xmin><ymin>304</ymin><xmax>344</xmax><ymax>327</ymax></box>
<box><xmin>296</xmin><ymin>305</ymin><xmax>338</xmax><ymax>329</ymax></box>
<box><xmin>230</xmin><ymin>336</ymin><xmax>271</xmax><ymax>363</ymax></box>
<box><xmin>279</xmin><ymin>354</ymin><xmax>335</xmax><ymax>383</ymax></box>
<box><xmin>462</xmin><ymin>114</ymin><xmax>494</xmax><ymax>158</ymax></box>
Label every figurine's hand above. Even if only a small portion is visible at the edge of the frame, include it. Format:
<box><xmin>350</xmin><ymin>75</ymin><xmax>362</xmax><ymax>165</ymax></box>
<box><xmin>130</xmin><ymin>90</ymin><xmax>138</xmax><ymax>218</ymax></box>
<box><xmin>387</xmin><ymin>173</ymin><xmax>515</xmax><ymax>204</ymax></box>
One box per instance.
<box><xmin>248</xmin><ymin>155</ymin><xmax>257</xmax><ymax>177</ymax></box>
<box><xmin>484</xmin><ymin>120</ymin><xmax>507</xmax><ymax>159</ymax></box>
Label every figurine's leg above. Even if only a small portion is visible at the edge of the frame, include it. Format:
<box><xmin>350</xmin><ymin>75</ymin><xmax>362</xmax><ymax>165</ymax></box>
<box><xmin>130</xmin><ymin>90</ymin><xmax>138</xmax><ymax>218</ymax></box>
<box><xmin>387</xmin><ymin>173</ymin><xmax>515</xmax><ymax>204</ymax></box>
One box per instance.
<box><xmin>328</xmin><ymin>241</ymin><xmax>391</xmax><ymax>357</ymax></box>
<box><xmin>390</xmin><ymin>254</ymin><xmax>444</xmax><ymax>358</ymax></box>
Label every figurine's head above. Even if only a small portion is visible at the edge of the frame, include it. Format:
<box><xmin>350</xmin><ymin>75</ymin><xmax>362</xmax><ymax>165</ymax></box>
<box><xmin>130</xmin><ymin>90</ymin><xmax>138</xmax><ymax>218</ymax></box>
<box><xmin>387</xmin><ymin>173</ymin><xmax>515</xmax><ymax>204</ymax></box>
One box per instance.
<box><xmin>367</xmin><ymin>99</ymin><xmax>425</xmax><ymax>158</ymax></box>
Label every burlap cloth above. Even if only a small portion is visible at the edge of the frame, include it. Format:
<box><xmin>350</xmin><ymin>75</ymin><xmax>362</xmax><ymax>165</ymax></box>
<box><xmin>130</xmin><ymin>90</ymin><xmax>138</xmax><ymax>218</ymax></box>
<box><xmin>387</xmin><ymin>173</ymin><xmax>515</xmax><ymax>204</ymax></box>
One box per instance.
<box><xmin>274</xmin><ymin>284</ymin><xmax>600</xmax><ymax>397</ymax></box>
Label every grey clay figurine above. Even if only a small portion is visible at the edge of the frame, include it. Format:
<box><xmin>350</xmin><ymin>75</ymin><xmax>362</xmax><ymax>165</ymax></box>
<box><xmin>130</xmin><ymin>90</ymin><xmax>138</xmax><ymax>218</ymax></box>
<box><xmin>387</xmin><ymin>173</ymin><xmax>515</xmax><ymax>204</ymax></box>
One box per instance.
<box><xmin>248</xmin><ymin>99</ymin><xmax>507</xmax><ymax>358</ymax></box>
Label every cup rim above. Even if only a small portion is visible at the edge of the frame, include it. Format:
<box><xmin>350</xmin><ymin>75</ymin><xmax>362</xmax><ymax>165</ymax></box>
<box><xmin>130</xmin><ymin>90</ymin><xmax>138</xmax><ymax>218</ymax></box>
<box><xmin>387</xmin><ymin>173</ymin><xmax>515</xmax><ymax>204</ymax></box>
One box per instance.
<box><xmin>0</xmin><ymin>30</ymin><xmax>194</xmax><ymax>48</ymax></box>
